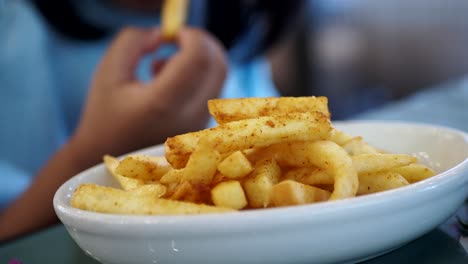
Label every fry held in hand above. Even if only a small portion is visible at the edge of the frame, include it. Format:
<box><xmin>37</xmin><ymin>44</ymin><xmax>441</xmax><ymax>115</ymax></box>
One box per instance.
<box><xmin>161</xmin><ymin>0</ymin><xmax>189</xmax><ymax>39</ymax></box>
<box><xmin>72</xmin><ymin>96</ymin><xmax>437</xmax><ymax>216</ymax></box>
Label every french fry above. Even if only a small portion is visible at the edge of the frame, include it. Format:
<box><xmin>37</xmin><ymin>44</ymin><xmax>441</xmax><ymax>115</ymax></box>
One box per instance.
<box><xmin>342</xmin><ymin>136</ymin><xmax>379</xmax><ymax>155</ymax></box>
<box><xmin>165</xmin><ymin>112</ymin><xmax>332</xmax><ymax>168</ymax></box>
<box><xmin>129</xmin><ymin>183</ymin><xmax>167</xmax><ymax>198</ymax></box>
<box><xmin>103</xmin><ymin>155</ymin><xmax>144</xmax><ymax>190</ymax></box>
<box><xmin>330</xmin><ymin>129</ymin><xmax>354</xmax><ymax>146</ymax></box>
<box><xmin>217</xmin><ymin>151</ymin><xmax>253</xmax><ymax>179</ymax></box>
<box><xmin>266</xmin><ymin>141</ymin><xmax>358</xmax><ymax>200</ymax></box>
<box><xmin>161</xmin><ymin>0</ymin><xmax>189</xmax><ymax>39</ymax></box>
<box><xmin>71</xmin><ymin>184</ymin><xmax>232</xmax><ymax>215</ymax></box>
<box><xmin>75</xmin><ymin>97</ymin><xmax>440</xmax><ymax>216</ymax></box>
<box><xmin>358</xmin><ymin>172</ymin><xmax>409</xmax><ymax>195</ymax></box>
<box><xmin>115</xmin><ymin>155</ymin><xmax>171</xmax><ymax>181</ymax></box>
<box><xmin>242</xmin><ymin>159</ymin><xmax>281</xmax><ymax>208</ymax></box>
<box><xmin>211</xmin><ymin>181</ymin><xmax>247</xmax><ymax>210</ymax></box>
<box><xmin>271</xmin><ymin>180</ymin><xmax>331</xmax><ymax>206</ymax></box>
<box><xmin>160</xmin><ymin>169</ymin><xmax>183</xmax><ymax>184</ymax></box>
<box><xmin>168</xmin><ymin>180</ymin><xmax>205</xmax><ymax>203</ymax></box>
<box><xmin>208</xmin><ymin>96</ymin><xmax>330</xmax><ymax>124</ymax></box>
<box><xmin>283</xmin><ymin>167</ymin><xmax>334</xmax><ymax>185</ymax></box>
<box><xmin>390</xmin><ymin>163</ymin><xmax>436</xmax><ymax>183</ymax></box>
<box><xmin>182</xmin><ymin>137</ymin><xmax>221</xmax><ymax>184</ymax></box>
<box><xmin>353</xmin><ymin>154</ymin><xmax>417</xmax><ymax>174</ymax></box>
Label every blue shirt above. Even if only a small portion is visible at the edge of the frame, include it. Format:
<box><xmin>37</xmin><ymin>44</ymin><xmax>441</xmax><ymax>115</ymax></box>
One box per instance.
<box><xmin>0</xmin><ymin>0</ymin><xmax>278</xmax><ymax>208</ymax></box>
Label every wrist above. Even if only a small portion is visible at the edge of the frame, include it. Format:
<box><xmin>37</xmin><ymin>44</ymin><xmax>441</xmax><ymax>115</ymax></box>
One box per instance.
<box><xmin>64</xmin><ymin>132</ymin><xmax>101</xmax><ymax>173</ymax></box>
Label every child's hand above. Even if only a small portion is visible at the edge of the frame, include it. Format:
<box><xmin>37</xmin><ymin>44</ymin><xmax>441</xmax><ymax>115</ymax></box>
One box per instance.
<box><xmin>70</xmin><ymin>27</ymin><xmax>227</xmax><ymax>164</ymax></box>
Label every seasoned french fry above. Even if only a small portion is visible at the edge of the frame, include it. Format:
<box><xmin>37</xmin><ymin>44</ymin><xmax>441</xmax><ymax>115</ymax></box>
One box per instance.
<box><xmin>79</xmin><ymin>97</ymin><xmax>439</xmax><ymax>216</ymax></box>
<box><xmin>358</xmin><ymin>172</ymin><xmax>409</xmax><ymax>195</ymax></box>
<box><xmin>212</xmin><ymin>171</ymin><xmax>227</xmax><ymax>185</ymax></box>
<box><xmin>283</xmin><ymin>167</ymin><xmax>334</xmax><ymax>185</ymax></box>
<box><xmin>390</xmin><ymin>163</ymin><xmax>436</xmax><ymax>183</ymax></box>
<box><xmin>168</xmin><ymin>180</ymin><xmax>205</xmax><ymax>203</ymax></box>
<box><xmin>129</xmin><ymin>183</ymin><xmax>167</xmax><ymax>198</ymax></box>
<box><xmin>71</xmin><ymin>184</ymin><xmax>232</xmax><ymax>215</ymax></box>
<box><xmin>353</xmin><ymin>154</ymin><xmax>417</xmax><ymax>174</ymax></box>
<box><xmin>182</xmin><ymin>137</ymin><xmax>221</xmax><ymax>184</ymax></box>
<box><xmin>115</xmin><ymin>155</ymin><xmax>171</xmax><ymax>181</ymax></box>
<box><xmin>160</xmin><ymin>169</ymin><xmax>183</xmax><ymax>184</ymax></box>
<box><xmin>330</xmin><ymin>129</ymin><xmax>354</xmax><ymax>146</ymax></box>
<box><xmin>103</xmin><ymin>155</ymin><xmax>144</xmax><ymax>190</ymax></box>
<box><xmin>243</xmin><ymin>159</ymin><xmax>281</xmax><ymax>208</ymax></box>
<box><xmin>271</xmin><ymin>180</ymin><xmax>331</xmax><ymax>206</ymax></box>
<box><xmin>208</xmin><ymin>96</ymin><xmax>330</xmax><ymax>124</ymax></box>
<box><xmin>266</xmin><ymin>141</ymin><xmax>358</xmax><ymax>200</ymax></box>
<box><xmin>211</xmin><ymin>181</ymin><xmax>247</xmax><ymax>210</ymax></box>
<box><xmin>165</xmin><ymin>112</ymin><xmax>332</xmax><ymax>168</ymax></box>
<box><xmin>161</xmin><ymin>0</ymin><xmax>189</xmax><ymax>39</ymax></box>
<box><xmin>217</xmin><ymin>151</ymin><xmax>253</xmax><ymax>179</ymax></box>
<box><xmin>342</xmin><ymin>136</ymin><xmax>379</xmax><ymax>156</ymax></box>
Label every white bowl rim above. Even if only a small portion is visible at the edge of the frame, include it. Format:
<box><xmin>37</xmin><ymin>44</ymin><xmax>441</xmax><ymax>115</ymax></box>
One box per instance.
<box><xmin>53</xmin><ymin>120</ymin><xmax>468</xmax><ymax>233</ymax></box>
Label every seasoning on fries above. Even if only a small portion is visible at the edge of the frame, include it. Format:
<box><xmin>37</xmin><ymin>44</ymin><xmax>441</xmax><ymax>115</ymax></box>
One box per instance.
<box><xmin>71</xmin><ymin>96</ymin><xmax>436</xmax><ymax>215</ymax></box>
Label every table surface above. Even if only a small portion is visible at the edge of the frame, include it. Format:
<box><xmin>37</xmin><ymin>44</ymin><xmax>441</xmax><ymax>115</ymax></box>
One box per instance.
<box><xmin>0</xmin><ymin>221</ymin><xmax>467</xmax><ymax>264</ymax></box>
<box><xmin>1</xmin><ymin>78</ymin><xmax>468</xmax><ymax>264</ymax></box>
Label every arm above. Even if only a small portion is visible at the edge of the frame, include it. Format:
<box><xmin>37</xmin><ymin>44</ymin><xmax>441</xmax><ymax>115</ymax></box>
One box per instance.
<box><xmin>0</xmin><ymin>27</ymin><xmax>227</xmax><ymax>241</ymax></box>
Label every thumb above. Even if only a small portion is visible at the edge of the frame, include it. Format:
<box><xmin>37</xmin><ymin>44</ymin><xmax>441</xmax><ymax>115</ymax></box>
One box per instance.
<box><xmin>95</xmin><ymin>27</ymin><xmax>162</xmax><ymax>87</ymax></box>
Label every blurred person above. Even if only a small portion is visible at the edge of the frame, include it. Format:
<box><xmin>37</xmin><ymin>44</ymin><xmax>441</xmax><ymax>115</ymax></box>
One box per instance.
<box><xmin>0</xmin><ymin>0</ymin><xmax>303</xmax><ymax>241</ymax></box>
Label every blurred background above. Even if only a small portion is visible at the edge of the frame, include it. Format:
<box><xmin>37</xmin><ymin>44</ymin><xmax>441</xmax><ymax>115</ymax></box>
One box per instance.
<box><xmin>2</xmin><ymin>0</ymin><xmax>468</xmax><ymax>120</ymax></box>
<box><xmin>269</xmin><ymin>0</ymin><xmax>468</xmax><ymax>119</ymax></box>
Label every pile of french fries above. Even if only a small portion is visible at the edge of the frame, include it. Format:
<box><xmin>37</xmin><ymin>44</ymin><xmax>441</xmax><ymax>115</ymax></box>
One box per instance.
<box><xmin>71</xmin><ymin>97</ymin><xmax>436</xmax><ymax>215</ymax></box>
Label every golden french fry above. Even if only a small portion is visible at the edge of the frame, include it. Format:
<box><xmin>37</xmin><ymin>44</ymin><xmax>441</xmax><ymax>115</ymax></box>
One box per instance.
<box><xmin>165</xmin><ymin>112</ymin><xmax>332</xmax><ymax>168</ymax></box>
<box><xmin>390</xmin><ymin>163</ymin><xmax>436</xmax><ymax>183</ymax></box>
<box><xmin>211</xmin><ymin>181</ymin><xmax>247</xmax><ymax>210</ymax></box>
<box><xmin>115</xmin><ymin>155</ymin><xmax>171</xmax><ymax>181</ymax></box>
<box><xmin>161</xmin><ymin>0</ymin><xmax>189</xmax><ymax>39</ymax></box>
<box><xmin>358</xmin><ymin>172</ymin><xmax>409</xmax><ymax>195</ymax></box>
<box><xmin>212</xmin><ymin>171</ymin><xmax>227</xmax><ymax>185</ymax></box>
<box><xmin>242</xmin><ymin>159</ymin><xmax>281</xmax><ymax>208</ymax></box>
<box><xmin>342</xmin><ymin>136</ymin><xmax>379</xmax><ymax>156</ymax></box>
<box><xmin>271</xmin><ymin>180</ymin><xmax>331</xmax><ymax>206</ymax></box>
<box><xmin>159</xmin><ymin>169</ymin><xmax>183</xmax><ymax>184</ymax></box>
<box><xmin>71</xmin><ymin>183</ymin><xmax>232</xmax><ymax>215</ymax></box>
<box><xmin>103</xmin><ymin>155</ymin><xmax>144</xmax><ymax>190</ymax></box>
<box><xmin>217</xmin><ymin>151</ymin><xmax>253</xmax><ymax>179</ymax></box>
<box><xmin>283</xmin><ymin>167</ymin><xmax>334</xmax><ymax>185</ymax></box>
<box><xmin>129</xmin><ymin>183</ymin><xmax>167</xmax><ymax>198</ymax></box>
<box><xmin>353</xmin><ymin>154</ymin><xmax>417</xmax><ymax>174</ymax></box>
<box><xmin>168</xmin><ymin>180</ymin><xmax>204</xmax><ymax>203</ymax></box>
<box><xmin>266</xmin><ymin>141</ymin><xmax>358</xmax><ymax>200</ymax></box>
<box><xmin>182</xmin><ymin>137</ymin><xmax>221</xmax><ymax>184</ymax></box>
<box><xmin>330</xmin><ymin>129</ymin><xmax>354</xmax><ymax>146</ymax></box>
<box><xmin>208</xmin><ymin>96</ymin><xmax>330</xmax><ymax>124</ymax></box>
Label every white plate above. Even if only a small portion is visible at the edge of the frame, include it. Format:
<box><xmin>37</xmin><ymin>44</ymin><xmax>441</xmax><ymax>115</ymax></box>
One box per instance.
<box><xmin>54</xmin><ymin>121</ymin><xmax>468</xmax><ymax>264</ymax></box>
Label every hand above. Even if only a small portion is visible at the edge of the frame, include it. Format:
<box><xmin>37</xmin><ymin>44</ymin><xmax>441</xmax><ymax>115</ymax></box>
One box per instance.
<box><xmin>70</xmin><ymin>27</ymin><xmax>227</xmax><ymax>166</ymax></box>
